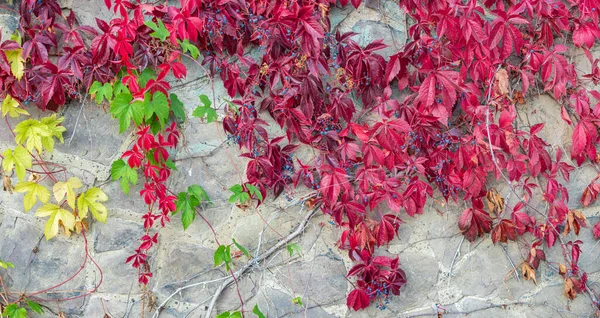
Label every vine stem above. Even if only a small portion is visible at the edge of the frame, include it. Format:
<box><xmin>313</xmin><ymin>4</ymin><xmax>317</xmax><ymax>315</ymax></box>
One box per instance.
<box><xmin>152</xmin><ymin>207</ymin><xmax>317</xmax><ymax>318</ymax></box>
<box><xmin>25</xmin><ymin>230</ymin><xmax>103</xmax><ymax>301</ymax></box>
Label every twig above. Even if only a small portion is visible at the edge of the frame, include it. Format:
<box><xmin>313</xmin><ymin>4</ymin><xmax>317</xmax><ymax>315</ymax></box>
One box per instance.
<box><xmin>449</xmin><ymin>236</ymin><xmax>465</xmax><ymax>276</ymax></box>
<box><xmin>501</xmin><ymin>244</ymin><xmax>520</xmax><ymax>282</ymax></box>
<box><xmin>68</xmin><ymin>92</ymin><xmax>88</xmax><ymax>147</ymax></box>
<box><xmin>152</xmin><ymin>208</ymin><xmax>317</xmax><ymax>318</ymax></box>
<box><xmin>204</xmin><ymin>208</ymin><xmax>317</xmax><ymax>318</ymax></box>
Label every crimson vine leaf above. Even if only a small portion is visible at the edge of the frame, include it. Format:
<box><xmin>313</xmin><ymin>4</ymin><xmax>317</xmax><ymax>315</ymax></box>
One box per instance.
<box><xmin>346</xmin><ymin>289</ymin><xmax>370</xmax><ymax>311</ymax></box>
<box><xmin>458</xmin><ymin>207</ymin><xmax>493</xmax><ymax>242</ymax></box>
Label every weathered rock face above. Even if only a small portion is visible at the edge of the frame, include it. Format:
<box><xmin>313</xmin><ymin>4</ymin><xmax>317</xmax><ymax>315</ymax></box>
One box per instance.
<box><xmin>1</xmin><ymin>2</ymin><xmax>600</xmax><ymax>318</ymax></box>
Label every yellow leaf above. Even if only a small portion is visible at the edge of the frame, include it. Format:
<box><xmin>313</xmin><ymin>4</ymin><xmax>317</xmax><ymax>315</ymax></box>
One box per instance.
<box><xmin>5</xmin><ymin>49</ymin><xmax>25</xmax><ymax>80</ymax></box>
<box><xmin>10</xmin><ymin>31</ymin><xmax>22</xmax><ymax>45</ymax></box>
<box><xmin>77</xmin><ymin>187</ymin><xmax>108</xmax><ymax>223</ymax></box>
<box><xmin>35</xmin><ymin>203</ymin><xmax>76</xmax><ymax>240</ymax></box>
<box><xmin>40</xmin><ymin>114</ymin><xmax>66</xmax><ymax>152</ymax></box>
<box><xmin>14</xmin><ymin>181</ymin><xmax>50</xmax><ymax>212</ymax></box>
<box><xmin>14</xmin><ymin>119</ymin><xmax>52</xmax><ymax>153</ymax></box>
<box><xmin>2</xmin><ymin>145</ymin><xmax>32</xmax><ymax>182</ymax></box>
<box><xmin>53</xmin><ymin>177</ymin><xmax>82</xmax><ymax>209</ymax></box>
<box><xmin>2</xmin><ymin>94</ymin><xmax>29</xmax><ymax>118</ymax></box>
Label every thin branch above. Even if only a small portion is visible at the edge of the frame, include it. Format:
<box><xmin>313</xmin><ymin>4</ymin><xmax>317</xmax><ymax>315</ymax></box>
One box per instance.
<box><xmin>449</xmin><ymin>236</ymin><xmax>465</xmax><ymax>276</ymax></box>
<box><xmin>68</xmin><ymin>92</ymin><xmax>88</xmax><ymax>147</ymax></box>
<box><xmin>211</xmin><ymin>208</ymin><xmax>315</xmax><ymax>318</ymax></box>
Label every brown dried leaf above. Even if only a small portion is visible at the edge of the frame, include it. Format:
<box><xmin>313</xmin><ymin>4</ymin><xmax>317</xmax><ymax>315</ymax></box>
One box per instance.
<box><xmin>559</xmin><ymin>263</ymin><xmax>567</xmax><ymax>276</ymax></box>
<box><xmin>486</xmin><ymin>188</ymin><xmax>505</xmax><ymax>216</ymax></box>
<box><xmin>28</xmin><ymin>172</ymin><xmax>41</xmax><ymax>183</ymax></box>
<box><xmin>3</xmin><ymin>175</ymin><xmax>13</xmax><ymax>193</ymax></box>
<box><xmin>495</xmin><ymin>68</ymin><xmax>510</xmax><ymax>97</ymax></box>
<box><xmin>521</xmin><ymin>262</ymin><xmax>537</xmax><ymax>284</ymax></box>
<box><xmin>513</xmin><ymin>91</ymin><xmax>525</xmax><ymax>105</ymax></box>
<box><xmin>564</xmin><ymin>210</ymin><xmax>587</xmax><ymax>236</ymax></box>
<box><xmin>564</xmin><ymin>277</ymin><xmax>577</xmax><ymax>300</ymax></box>
<box><xmin>59</xmin><ymin>218</ymin><xmax>73</xmax><ymax>238</ymax></box>
<box><xmin>75</xmin><ymin>219</ymin><xmax>89</xmax><ymax>234</ymax></box>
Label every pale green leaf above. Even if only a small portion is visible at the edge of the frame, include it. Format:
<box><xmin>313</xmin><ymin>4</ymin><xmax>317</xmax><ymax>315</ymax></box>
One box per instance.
<box><xmin>2</xmin><ymin>145</ymin><xmax>32</xmax><ymax>182</ymax></box>
<box><xmin>2</xmin><ymin>94</ymin><xmax>29</xmax><ymax>118</ymax></box>
<box><xmin>35</xmin><ymin>203</ymin><xmax>76</xmax><ymax>240</ymax></box>
<box><xmin>77</xmin><ymin>187</ymin><xmax>108</xmax><ymax>223</ymax></box>
<box><xmin>53</xmin><ymin>177</ymin><xmax>82</xmax><ymax>209</ymax></box>
<box><xmin>5</xmin><ymin>48</ymin><xmax>25</xmax><ymax>80</ymax></box>
<box><xmin>14</xmin><ymin>181</ymin><xmax>50</xmax><ymax>212</ymax></box>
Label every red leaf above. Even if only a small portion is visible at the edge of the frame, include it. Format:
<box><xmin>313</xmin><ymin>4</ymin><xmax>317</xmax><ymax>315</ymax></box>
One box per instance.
<box><xmin>418</xmin><ymin>74</ymin><xmax>436</xmax><ymax>107</ymax></box>
<box><xmin>458</xmin><ymin>208</ymin><xmax>493</xmax><ymax>241</ymax></box>
<box><xmin>346</xmin><ymin>288</ymin><xmax>370</xmax><ymax>311</ymax></box>
<box><xmin>320</xmin><ymin>166</ymin><xmax>349</xmax><ymax>203</ymax></box>
<box><xmin>351</xmin><ymin>0</ymin><xmax>362</xmax><ymax>9</ymax></box>
<box><xmin>573</xmin><ymin>23</ymin><xmax>600</xmax><ymax>49</ymax></box>
<box><xmin>491</xmin><ymin>219</ymin><xmax>517</xmax><ymax>244</ymax></box>
<box><xmin>560</xmin><ymin>106</ymin><xmax>572</xmax><ymax>125</ymax></box>
<box><xmin>571</xmin><ymin>122</ymin><xmax>588</xmax><ymax>156</ymax></box>
<box><xmin>593</xmin><ymin>221</ymin><xmax>600</xmax><ymax>239</ymax></box>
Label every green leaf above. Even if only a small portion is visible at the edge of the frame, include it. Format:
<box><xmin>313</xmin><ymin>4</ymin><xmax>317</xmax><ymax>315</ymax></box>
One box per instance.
<box><xmin>292</xmin><ymin>296</ymin><xmax>303</xmax><ymax>307</ymax></box>
<box><xmin>113</xmin><ymin>81</ymin><xmax>130</xmax><ymax>95</ymax></box>
<box><xmin>2</xmin><ymin>304</ymin><xmax>26</xmax><ymax>318</ymax></box>
<box><xmin>228</xmin><ymin>184</ymin><xmax>250</xmax><ymax>204</ymax></box>
<box><xmin>216</xmin><ymin>312</ymin><xmax>241</xmax><ymax>318</ymax></box>
<box><xmin>246</xmin><ymin>184</ymin><xmax>263</xmax><ymax>201</ymax></box>
<box><xmin>14</xmin><ymin>182</ymin><xmax>50</xmax><ymax>212</ymax></box>
<box><xmin>2</xmin><ymin>94</ymin><xmax>29</xmax><ymax>118</ymax></box>
<box><xmin>5</xmin><ymin>48</ymin><xmax>25</xmax><ymax>80</ymax></box>
<box><xmin>2</xmin><ymin>145</ymin><xmax>32</xmax><ymax>182</ymax></box>
<box><xmin>175</xmin><ymin>192</ymin><xmax>199</xmax><ymax>230</ymax></box>
<box><xmin>286</xmin><ymin>243</ymin><xmax>302</xmax><ymax>257</ymax></box>
<box><xmin>145</xmin><ymin>92</ymin><xmax>170</xmax><ymax>129</ymax></box>
<box><xmin>14</xmin><ymin>119</ymin><xmax>52</xmax><ymax>153</ymax></box>
<box><xmin>253</xmin><ymin>305</ymin><xmax>266</xmax><ymax>318</ymax></box>
<box><xmin>110</xmin><ymin>159</ymin><xmax>138</xmax><ymax>195</ymax></box>
<box><xmin>110</xmin><ymin>92</ymin><xmax>143</xmax><ymax>133</ymax></box>
<box><xmin>200</xmin><ymin>94</ymin><xmax>212</xmax><ymax>108</ymax></box>
<box><xmin>0</xmin><ymin>259</ymin><xmax>14</xmax><ymax>269</ymax></box>
<box><xmin>77</xmin><ymin>187</ymin><xmax>108</xmax><ymax>223</ymax></box>
<box><xmin>232</xmin><ymin>238</ymin><xmax>250</xmax><ymax>258</ymax></box>
<box><xmin>89</xmin><ymin>81</ymin><xmax>113</xmax><ymax>104</ymax></box>
<box><xmin>165</xmin><ymin>158</ymin><xmax>178</xmax><ymax>171</ymax></box>
<box><xmin>192</xmin><ymin>95</ymin><xmax>217</xmax><ymax>123</ymax></box>
<box><xmin>214</xmin><ymin>245</ymin><xmax>231</xmax><ymax>271</ymax></box>
<box><xmin>170</xmin><ymin>93</ymin><xmax>186</xmax><ymax>122</ymax></box>
<box><xmin>179</xmin><ymin>39</ymin><xmax>199</xmax><ymax>59</ymax></box>
<box><xmin>53</xmin><ymin>177</ymin><xmax>82</xmax><ymax>209</ymax></box>
<box><xmin>27</xmin><ymin>300</ymin><xmax>44</xmax><ymax>314</ymax></box>
<box><xmin>139</xmin><ymin>68</ymin><xmax>156</xmax><ymax>88</ymax></box>
<box><xmin>145</xmin><ymin>19</ymin><xmax>170</xmax><ymax>42</ymax></box>
<box><xmin>188</xmin><ymin>184</ymin><xmax>211</xmax><ymax>204</ymax></box>
<box><xmin>35</xmin><ymin>203</ymin><xmax>76</xmax><ymax>240</ymax></box>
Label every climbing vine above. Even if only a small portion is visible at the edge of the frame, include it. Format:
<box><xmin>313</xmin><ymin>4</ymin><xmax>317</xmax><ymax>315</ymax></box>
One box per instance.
<box><xmin>2</xmin><ymin>0</ymin><xmax>600</xmax><ymax>316</ymax></box>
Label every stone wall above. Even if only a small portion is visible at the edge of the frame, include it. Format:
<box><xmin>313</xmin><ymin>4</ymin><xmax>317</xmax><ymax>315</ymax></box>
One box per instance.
<box><xmin>1</xmin><ymin>1</ymin><xmax>600</xmax><ymax>318</ymax></box>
